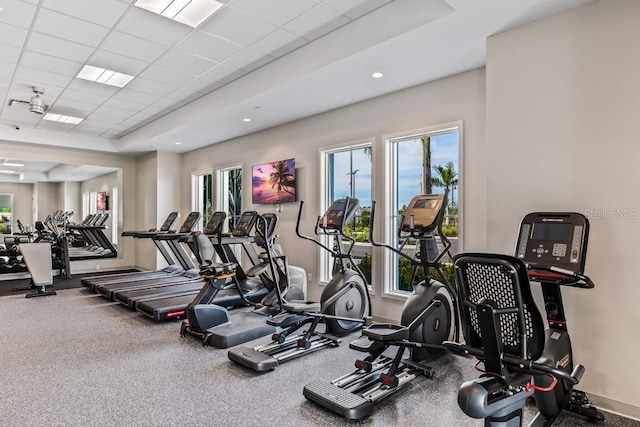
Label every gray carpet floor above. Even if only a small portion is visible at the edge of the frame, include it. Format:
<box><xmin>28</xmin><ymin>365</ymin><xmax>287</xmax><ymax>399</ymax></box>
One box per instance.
<box><xmin>0</xmin><ymin>289</ymin><xmax>637</xmax><ymax>427</ymax></box>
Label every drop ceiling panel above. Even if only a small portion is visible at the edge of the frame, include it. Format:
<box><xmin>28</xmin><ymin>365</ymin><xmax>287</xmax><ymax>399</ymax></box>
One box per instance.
<box><xmin>284</xmin><ymin>4</ymin><xmax>350</xmax><ymax>41</ymax></box>
<box><xmin>100</xmin><ymin>31</ymin><xmax>168</xmax><ymax>63</ymax></box>
<box><xmin>53</xmin><ymin>98</ymin><xmax>100</xmax><ymax>114</ymax></box>
<box><xmin>59</xmin><ymin>88</ymin><xmax>113</xmax><ymax>105</ymax></box>
<box><xmin>20</xmin><ymin>51</ymin><xmax>82</xmax><ymax>77</ymax></box>
<box><xmin>13</xmin><ymin>66</ymin><xmax>74</xmax><ymax>89</ymax></box>
<box><xmin>324</xmin><ymin>0</ymin><xmax>393</xmax><ymax>19</ymax></box>
<box><xmin>229</xmin><ymin>0</ymin><xmax>318</xmax><ymax>26</ymax></box>
<box><xmin>41</xmin><ymin>0</ymin><xmax>130</xmax><ymax>28</ymax></box>
<box><xmin>0</xmin><ymin>23</ymin><xmax>29</xmax><ymax>49</ymax></box>
<box><xmin>0</xmin><ymin>44</ymin><xmax>22</xmax><ymax>66</ymax></box>
<box><xmin>90</xmin><ymin>49</ymin><xmax>150</xmax><ymax>76</ymax></box>
<box><xmin>0</xmin><ymin>62</ymin><xmax>16</xmax><ymax>82</ymax></box>
<box><xmin>0</xmin><ymin>0</ymin><xmax>37</xmax><ymax>29</ymax></box>
<box><xmin>66</xmin><ymin>79</ymin><xmax>120</xmax><ymax>97</ymax></box>
<box><xmin>92</xmin><ymin>105</ymin><xmax>135</xmax><ymax>119</ymax></box>
<box><xmin>177</xmin><ymin>30</ymin><xmax>242</xmax><ymax>62</ymax></box>
<box><xmin>125</xmin><ymin>77</ymin><xmax>177</xmax><ymax>96</ymax></box>
<box><xmin>112</xmin><ymin>89</ymin><xmax>162</xmax><ymax>105</ymax></box>
<box><xmin>224</xmin><ymin>48</ymin><xmax>275</xmax><ymax>72</ymax></box>
<box><xmin>36</xmin><ymin>121</ymin><xmax>74</xmax><ymax>131</ymax></box>
<box><xmin>138</xmin><ymin>64</ymin><xmax>196</xmax><ymax>86</ymax></box>
<box><xmin>33</xmin><ymin>9</ymin><xmax>110</xmax><ymax>47</ymax></box>
<box><xmin>115</xmin><ymin>6</ymin><xmax>192</xmax><ymax>47</ymax></box>
<box><xmin>7</xmin><ymin>83</ymin><xmax>65</xmax><ymax>100</ymax></box>
<box><xmin>155</xmin><ymin>50</ymin><xmax>218</xmax><ymax>76</ymax></box>
<box><xmin>200</xmin><ymin>6</ymin><xmax>276</xmax><ymax>46</ymax></box>
<box><xmin>1</xmin><ymin>110</ymin><xmax>41</xmax><ymax>125</ymax></box>
<box><xmin>101</xmin><ymin>97</ymin><xmax>147</xmax><ymax>113</ymax></box>
<box><xmin>26</xmin><ymin>32</ymin><xmax>95</xmax><ymax>63</ymax></box>
<box><xmin>250</xmin><ymin>29</ymin><xmax>306</xmax><ymax>57</ymax></box>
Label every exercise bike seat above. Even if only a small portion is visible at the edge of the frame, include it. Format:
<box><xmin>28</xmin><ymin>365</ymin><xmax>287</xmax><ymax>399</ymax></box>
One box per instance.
<box><xmin>282</xmin><ymin>300</ymin><xmax>321</xmax><ymax>313</ymax></box>
<box><xmin>362</xmin><ymin>323</ymin><xmax>410</xmax><ymax>341</ymax></box>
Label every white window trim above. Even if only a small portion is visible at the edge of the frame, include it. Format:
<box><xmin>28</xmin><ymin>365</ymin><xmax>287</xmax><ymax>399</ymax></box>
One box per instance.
<box><xmin>191</xmin><ymin>169</ymin><xmax>214</xmax><ymax>231</ymax></box>
<box><xmin>318</xmin><ymin>138</ymin><xmax>375</xmax><ymax>295</ymax></box>
<box><xmin>216</xmin><ymin>164</ymin><xmax>243</xmax><ymax>262</ymax></box>
<box><xmin>381</xmin><ymin>120</ymin><xmax>464</xmax><ymax>301</ymax></box>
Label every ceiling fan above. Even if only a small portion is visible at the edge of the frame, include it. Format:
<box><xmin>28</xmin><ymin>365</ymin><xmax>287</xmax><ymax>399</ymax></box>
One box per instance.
<box><xmin>7</xmin><ymin>87</ymin><xmax>49</xmax><ymax>114</ymax></box>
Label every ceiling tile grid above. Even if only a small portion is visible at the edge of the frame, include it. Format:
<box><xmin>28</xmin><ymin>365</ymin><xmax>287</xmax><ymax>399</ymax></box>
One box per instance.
<box><xmin>0</xmin><ymin>0</ymin><xmax>403</xmax><ymax>139</ymax></box>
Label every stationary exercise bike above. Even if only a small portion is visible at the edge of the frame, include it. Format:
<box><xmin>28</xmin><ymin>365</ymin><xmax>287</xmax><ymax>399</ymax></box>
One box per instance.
<box><xmin>304</xmin><ymin>192</ymin><xmax>458</xmax><ymax>420</ymax></box>
<box><xmin>444</xmin><ymin>212</ymin><xmax>605</xmax><ymax>426</ymax></box>
<box><xmin>228</xmin><ymin>197</ymin><xmax>372</xmax><ymax>371</ymax></box>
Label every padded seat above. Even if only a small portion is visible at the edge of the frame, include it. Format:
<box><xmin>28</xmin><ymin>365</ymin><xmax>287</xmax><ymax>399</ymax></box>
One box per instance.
<box><xmin>282</xmin><ymin>300</ymin><xmax>321</xmax><ymax>313</ymax></box>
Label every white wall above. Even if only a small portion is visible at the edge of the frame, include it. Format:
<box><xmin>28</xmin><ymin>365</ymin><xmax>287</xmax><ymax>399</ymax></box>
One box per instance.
<box><xmin>181</xmin><ymin>68</ymin><xmax>486</xmax><ymax>323</ymax></box>
<box><xmin>62</xmin><ymin>181</ymin><xmax>81</xmax><ymax>221</ymax></box>
<box><xmin>135</xmin><ymin>152</ymin><xmax>159</xmax><ymax>271</ymax></box>
<box><xmin>486</xmin><ymin>0</ymin><xmax>640</xmax><ymax>417</ymax></box>
<box><xmin>33</xmin><ymin>182</ymin><xmax>60</xmax><ymax>222</ymax></box>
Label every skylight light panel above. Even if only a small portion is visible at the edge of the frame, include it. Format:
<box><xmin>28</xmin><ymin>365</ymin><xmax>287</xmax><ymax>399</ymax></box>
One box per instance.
<box><xmin>134</xmin><ymin>0</ymin><xmax>223</xmax><ymax>28</ymax></box>
<box><xmin>76</xmin><ymin>65</ymin><xmax>134</xmax><ymax>88</ymax></box>
<box><xmin>44</xmin><ymin>113</ymin><xmax>84</xmax><ymax>125</ymax></box>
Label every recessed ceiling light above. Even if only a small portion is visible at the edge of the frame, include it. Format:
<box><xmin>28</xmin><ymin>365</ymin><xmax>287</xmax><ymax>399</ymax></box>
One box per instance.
<box><xmin>243</xmin><ymin>118</ymin><xmax>251</xmax><ymax>122</ymax></box>
<box><xmin>76</xmin><ymin>65</ymin><xmax>134</xmax><ymax>88</ymax></box>
<box><xmin>135</xmin><ymin>0</ymin><xmax>223</xmax><ymax>27</ymax></box>
<box><xmin>3</xmin><ymin>162</ymin><xmax>24</xmax><ymax>167</ymax></box>
<box><xmin>0</xmin><ymin>170</ymin><xmax>18</xmax><ymax>175</ymax></box>
<box><xmin>372</xmin><ymin>72</ymin><xmax>384</xmax><ymax>79</ymax></box>
<box><xmin>175</xmin><ymin>141</ymin><xmax>182</xmax><ymax>145</ymax></box>
<box><xmin>44</xmin><ymin>113</ymin><xmax>84</xmax><ymax>125</ymax></box>
<box><xmin>0</xmin><ymin>6</ymin><xmax>4</xmax><ymax>13</ymax></box>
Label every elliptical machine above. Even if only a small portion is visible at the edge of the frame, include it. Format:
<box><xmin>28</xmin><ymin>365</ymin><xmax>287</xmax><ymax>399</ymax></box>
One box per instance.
<box><xmin>444</xmin><ymin>212</ymin><xmax>604</xmax><ymax>426</ymax></box>
<box><xmin>228</xmin><ymin>197</ymin><xmax>372</xmax><ymax>371</ymax></box>
<box><xmin>303</xmin><ymin>193</ymin><xmax>458</xmax><ymax>420</ymax></box>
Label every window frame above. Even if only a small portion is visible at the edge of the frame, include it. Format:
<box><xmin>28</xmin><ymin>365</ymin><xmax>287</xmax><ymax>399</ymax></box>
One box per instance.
<box><xmin>382</xmin><ymin>121</ymin><xmax>464</xmax><ymax>301</ymax></box>
<box><xmin>191</xmin><ymin>169</ymin><xmax>214</xmax><ymax>231</ymax></box>
<box><xmin>318</xmin><ymin>138</ymin><xmax>374</xmax><ymax>292</ymax></box>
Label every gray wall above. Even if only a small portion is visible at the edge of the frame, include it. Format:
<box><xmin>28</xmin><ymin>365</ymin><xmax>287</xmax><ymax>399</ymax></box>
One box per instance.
<box><xmin>485</xmin><ymin>0</ymin><xmax>639</xmax><ymax>417</ymax></box>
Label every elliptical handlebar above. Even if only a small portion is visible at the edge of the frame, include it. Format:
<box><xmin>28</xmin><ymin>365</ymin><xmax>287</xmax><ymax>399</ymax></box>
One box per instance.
<box><xmin>295</xmin><ymin>199</ymin><xmax>357</xmax><ymax>257</ymax></box>
<box><xmin>368</xmin><ymin>201</ymin><xmax>416</xmax><ymax>263</ymax></box>
<box><xmin>296</xmin><ymin>201</ymin><xmax>336</xmax><ymax>255</ymax></box>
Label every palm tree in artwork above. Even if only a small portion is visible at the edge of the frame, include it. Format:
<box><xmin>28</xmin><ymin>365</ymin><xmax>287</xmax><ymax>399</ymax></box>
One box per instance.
<box><xmin>269</xmin><ymin>161</ymin><xmax>295</xmax><ymax>196</ymax></box>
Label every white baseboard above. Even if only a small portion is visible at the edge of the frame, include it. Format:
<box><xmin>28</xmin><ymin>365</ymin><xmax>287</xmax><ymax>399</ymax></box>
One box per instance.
<box><xmin>588</xmin><ymin>392</ymin><xmax>640</xmax><ymax>422</ymax></box>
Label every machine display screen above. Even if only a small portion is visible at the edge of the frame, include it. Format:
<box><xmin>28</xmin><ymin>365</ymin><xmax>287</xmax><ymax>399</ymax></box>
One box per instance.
<box><xmin>532</xmin><ymin>223</ymin><xmax>572</xmax><ymax>242</ymax></box>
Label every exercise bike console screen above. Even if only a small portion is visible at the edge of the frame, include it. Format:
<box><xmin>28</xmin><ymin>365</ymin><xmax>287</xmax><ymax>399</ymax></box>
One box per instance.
<box><xmin>319</xmin><ymin>198</ymin><xmax>359</xmax><ymax>231</ymax></box>
<box><xmin>515</xmin><ymin>212</ymin><xmax>589</xmax><ymax>273</ymax></box>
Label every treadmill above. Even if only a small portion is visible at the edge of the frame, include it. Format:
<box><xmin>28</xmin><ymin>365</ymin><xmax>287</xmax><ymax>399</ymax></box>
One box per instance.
<box><xmin>81</xmin><ymin>212</ymin><xmax>181</xmax><ymax>291</ymax></box>
<box><xmin>95</xmin><ymin>212</ymin><xmax>202</xmax><ymax>299</ymax></box>
<box><xmin>112</xmin><ymin>212</ymin><xmax>229</xmax><ymax>309</ymax></box>
<box><xmin>136</xmin><ymin>211</ymin><xmax>268</xmax><ymax>321</ymax></box>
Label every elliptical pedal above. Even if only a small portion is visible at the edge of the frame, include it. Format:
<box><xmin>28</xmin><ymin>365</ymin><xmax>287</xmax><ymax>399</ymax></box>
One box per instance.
<box><xmin>303</xmin><ymin>381</ymin><xmax>373</xmax><ymax>420</ymax></box>
<box><xmin>568</xmin><ymin>389</ymin><xmax>606</xmax><ymax>421</ymax></box>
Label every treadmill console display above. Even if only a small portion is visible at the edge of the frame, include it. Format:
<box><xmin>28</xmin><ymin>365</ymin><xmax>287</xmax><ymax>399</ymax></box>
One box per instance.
<box><xmin>401</xmin><ymin>194</ymin><xmax>445</xmax><ymax>232</ymax></box>
<box><xmin>231</xmin><ymin>211</ymin><xmax>258</xmax><ymax>237</ymax></box>
<box><xmin>515</xmin><ymin>212</ymin><xmax>589</xmax><ymax>274</ymax></box>
<box><xmin>179</xmin><ymin>212</ymin><xmax>203</xmax><ymax>233</ymax></box>
<box><xmin>159</xmin><ymin>212</ymin><xmax>180</xmax><ymax>231</ymax></box>
<box><xmin>319</xmin><ymin>198</ymin><xmax>360</xmax><ymax>231</ymax></box>
<box><xmin>203</xmin><ymin>212</ymin><xmax>226</xmax><ymax>235</ymax></box>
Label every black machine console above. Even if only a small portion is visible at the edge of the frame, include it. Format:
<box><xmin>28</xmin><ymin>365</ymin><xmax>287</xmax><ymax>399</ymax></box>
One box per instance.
<box><xmin>401</xmin><ymin>194</ymin><xmax>446</xmax><ymax>234</ymax></box>
<box><xmin>231</xmin><ymin>211</ymin><xmax>258</xmax><ymax>237</ymax></box>
<box><xmin>319</xmin><ymin>198</ymin><xmax>359</xmax><ymax>231</ymax></box>
<box><xmin>515</xmin><ymin>212</ymin><xmax>589</xmax><ymax>274</ymax></box>
<box><xmin>159</xmin><ymin>212</ymin><xmax>180</xmax><ymax>231</ymax></box>
<box><xmin>179</xmin><ymin>212</ymin><xmax>203</xmax><ymax>233</ymax></box>
<box><xmin>203</xmin><ymin>212</ymin><xmax>226</xmax><ymax>235</ymax></box>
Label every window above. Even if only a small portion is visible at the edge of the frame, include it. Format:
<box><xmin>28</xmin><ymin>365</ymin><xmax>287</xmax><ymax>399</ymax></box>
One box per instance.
<box><xmin>82</xmin><ymin>192</ymin><xmax>90</xmax><ymax>219</ymax></box>
<box><xmin>0</xmin><ymin>194</ymin><xmax>13</xmax><ymax>234</ymax></box>
<box><xmin>320</xmin><ymin>142</ymin><xmax>373</xmax><ymax>284</ymax></box>
<box><xmin>217</xmin><ymin>166</ymin><xmax>242</xmax><ymax>233</ymax></box>
<box><xmin>385</xmin><ymin>124</ymin><xmax>460</xmax><ymax>293</ymax></box>
<box><xmin>192</xmin><ymin>172</ymin><xmax>213</xmax><ymax>231</ymax></box>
